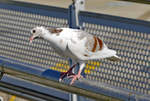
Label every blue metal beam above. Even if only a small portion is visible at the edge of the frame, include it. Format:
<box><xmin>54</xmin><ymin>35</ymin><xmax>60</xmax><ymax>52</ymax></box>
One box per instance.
<box><xmin>68</xmin><ymin>3</ymin><xmax>78</xmax><ymax>29</ymax></box>
<box><xmin>0</xmin><ymin>75</ymin><xmax>69</xmax><ymax>101</ymax></box>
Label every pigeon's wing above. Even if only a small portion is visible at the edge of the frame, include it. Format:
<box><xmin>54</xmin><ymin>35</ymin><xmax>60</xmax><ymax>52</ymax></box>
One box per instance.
<box><xmin>67</xmin><ymin>30</ymin><xmax>120</xmax><ymax>61</ymax></box>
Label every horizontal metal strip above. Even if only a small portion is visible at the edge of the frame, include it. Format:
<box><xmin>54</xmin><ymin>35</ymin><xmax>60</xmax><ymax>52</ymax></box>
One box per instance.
<box><xmin>0</xmin><ymin>1</ymin><xmax>68</xmax><ymax>19</ymax></box>
<box><xmin>0</xmin><ymin>10</ymin><xmax>67</xmax><ymax>24</ymax></box>
<box><xmin>0</xmin><ymin>79</ymin><xmax>67</xmax><ymax>101</ymax></box>
<box><xmin>79</xmin><ymin>12</ymin><xmax>150</xmax><ymax>32</ymax></box>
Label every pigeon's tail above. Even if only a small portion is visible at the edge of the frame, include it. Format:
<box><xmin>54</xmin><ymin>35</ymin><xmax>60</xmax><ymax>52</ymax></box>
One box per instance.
<box><xmin>106</xmin><ymin>54</ymin><xmax>121</xmax><ymax>61</ymax></box>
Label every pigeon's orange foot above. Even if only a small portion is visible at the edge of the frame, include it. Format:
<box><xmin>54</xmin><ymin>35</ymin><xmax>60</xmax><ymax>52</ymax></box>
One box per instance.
<box><xmin>59</xmin><ymin>64</ymin><xmax>76</xmax><ymax>82</ymax></box>
<box><xmin>69</xmin><ymin>74</ymin><xmax>82</xmax><ymax>85</ymax></box>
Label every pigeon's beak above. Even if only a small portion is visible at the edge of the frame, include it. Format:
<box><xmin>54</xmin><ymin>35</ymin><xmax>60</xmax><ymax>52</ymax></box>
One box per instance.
<box><xmin>29</xmin><ymin>35</ymin><xmax>40</xmax><ymax>43</ymax></box>
<box><xmin>29</xmin><ymin>35</ymin><xmax>34</xmax><ymax>43</ymax></box>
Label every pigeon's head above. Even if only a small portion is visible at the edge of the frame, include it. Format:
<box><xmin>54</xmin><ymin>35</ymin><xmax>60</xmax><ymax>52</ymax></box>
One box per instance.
<box><xmin>30</xmin><ymin>26</ymin><xmax>45</xmax><ymax>43</ymax></box>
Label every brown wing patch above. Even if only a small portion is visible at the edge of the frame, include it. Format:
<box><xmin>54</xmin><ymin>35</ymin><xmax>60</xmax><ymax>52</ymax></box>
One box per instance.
<box><xmin>47</xmin><ymin>28</ymin><xmax>63</xmax><ymax>36</ymax></box>
<box><xmin>92</xmin><ymin>36</ymin><xmax>97</xmax><ymax>52</ymax></box>
<box><xmin>97</xmin><ymin>37</ymin><xmax>103</xmax><ymax>50</ymax></box>
<box><xmin>51</xmin><ymin>29</ymin><xmax>63</xmax><ymax>33</ymax></box>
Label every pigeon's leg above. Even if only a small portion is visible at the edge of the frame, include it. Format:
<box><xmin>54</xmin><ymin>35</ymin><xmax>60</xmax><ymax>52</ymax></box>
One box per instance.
<box><xmin>70</xmin><ymin>63</ymin><xmax>85</xmax><ymax>85</ymax></box>
<box><xmin>59</xmin><ymin>58</ymin><xmax>76</xmax><ymax>82</ymax></box>
<box><xmin>59</xmin><ymin>64</ymin><xmax>76</xmax><ymax>82</ymax></box>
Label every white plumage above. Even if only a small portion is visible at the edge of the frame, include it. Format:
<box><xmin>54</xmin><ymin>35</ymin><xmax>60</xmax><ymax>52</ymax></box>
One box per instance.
<box><xmin>30</xmin><ymin>26</ymin><xmax>121</xmax><ymax>85</ymax></box>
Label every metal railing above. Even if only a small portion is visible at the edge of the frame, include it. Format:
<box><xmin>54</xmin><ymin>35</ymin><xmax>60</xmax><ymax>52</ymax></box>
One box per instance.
<box><xmin>0</xmin><ymin>56</ymin><xmax>121</xmax><ymax>101</ymax></box>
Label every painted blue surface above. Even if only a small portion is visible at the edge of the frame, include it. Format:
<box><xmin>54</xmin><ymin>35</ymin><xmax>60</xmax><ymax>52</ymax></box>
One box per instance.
<box><xmin>0</xmin><ymin>56</ymin><xmax>45</xmax><ymax>72</ymax></box>
<box><xmin>1</xmin><ymin>75</ymin><xmax>69</xmax><ymax>100</ymax></box>
<box><xmin>42</xmin><ymin>69</ymin><xmax>61</xmax><ymax>81</ymax></box>
<box><xmin>4</xmin><ymin>62</ymin><xmax>43</xmax><ymax>76</ymax></box>
<box><xmin>68</xmin><ymin>4</ymin><xmax>78</xmax><ymax>29</ymax></box>
<box><xmin>0</xmin><ymin>3</ymin><xmax>68</xmax><ymax>19</ymax></box>
<box><xmin>68</xmin><ymin>3</ymin><xmax>82</xmax><ymax>29</ymax></box>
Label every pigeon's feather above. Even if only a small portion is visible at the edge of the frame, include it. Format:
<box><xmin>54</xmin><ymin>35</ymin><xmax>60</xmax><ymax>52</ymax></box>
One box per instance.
<box><xmin>67</xmin><ymin>40</ymin><xmax>117</xmax><ymax>61</ymax></box>
<box><xmin>65</xmin><ymin>29</ymin><xmax>120</xmax><ymax>61</ymax></box>
<box><xmin>106</xmin><ymin>55</ymin><xmax>121</xmax><ymax>61</ymax></box>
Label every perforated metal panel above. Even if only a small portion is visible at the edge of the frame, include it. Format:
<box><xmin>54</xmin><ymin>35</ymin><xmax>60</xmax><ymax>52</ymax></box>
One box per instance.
<box><xmin>79</xmin><ymin>12</ymin><xmax>150</xmax><ymax>96</ymax></box>
<box><xmin>0</xmin><ymin>3</ymin><xmax>69</xmax><ymax>73</ymax></box>
<box><xmin>0</xmin><ymin>2</ymin><xmax>149</xmax><ymax>99</ymax></box>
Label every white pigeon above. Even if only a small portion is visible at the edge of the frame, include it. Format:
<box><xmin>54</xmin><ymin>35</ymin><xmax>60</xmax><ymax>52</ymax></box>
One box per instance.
<box><xmin>30</xmin><ymin>26</ymin><xmax>121</xmax><ymax>85</ymax></box>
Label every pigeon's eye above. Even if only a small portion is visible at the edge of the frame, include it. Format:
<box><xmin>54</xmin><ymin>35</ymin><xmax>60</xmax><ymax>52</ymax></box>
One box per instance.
<box><xmin>32</xmin><ymin>30</ymin><xmax>36</xmax><ymax>33</ymax></box>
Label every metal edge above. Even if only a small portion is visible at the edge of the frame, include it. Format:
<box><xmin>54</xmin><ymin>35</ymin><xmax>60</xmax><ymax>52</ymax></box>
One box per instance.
<box><xmin>1</xmin><ymin>75</ymin><xmax>69</xmax><ymax>101</ymax></box>
<box><xmin>0</xmin><ymin>80</ymin><xmax>67</xmax><ymax>101</ymax></box>
<box><xmin>79</xmin><ymin>11</ymin><xmax>150</xmax><ymax>27</ymax></box>
<box><xmin>120</xmin><ymin>0</ymin><xmax>150</xmax><ymax>4</ymax></box>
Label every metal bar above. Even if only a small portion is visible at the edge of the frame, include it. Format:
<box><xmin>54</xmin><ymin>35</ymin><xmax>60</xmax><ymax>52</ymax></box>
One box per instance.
<box><xmin>2</xmin><ymin>68</ymin><xmax>121</xmax><ymax>101</ymax></box>
<box><xmin>1</xmin><ymin>74</ymin><xmax>69</xmax><ymax>101</ymax></box>
<box><xmin>0</xmin><ymin>59</ymin><xmax>121</xmax><ymax>101</ymax></box>
<box><xmin>74</xmin><ymin>0</ymin><xmax>85</xmax><ymax>27</ymax></box>
<box><xmin>0</xmin><ymin>80</ymin><xmax>66</xmax><ymax>101</ymax></box>
<box><xmin>68</xmin><ymin>0</ymin><xmax>84</xmax><ymax>29</ymax></box>
<box><xmin>69</xmin><ymin>3</ymin><xmax>78</xmax><ymax>28</ymax></box>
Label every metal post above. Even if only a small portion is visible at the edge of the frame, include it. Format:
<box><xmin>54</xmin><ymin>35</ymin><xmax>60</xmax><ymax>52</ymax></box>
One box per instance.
<box><xmin>74</xmin><ymin>0</ymin><xmax>85</xmax><ymax>27</ymax></box>
<box><xmin>68</xmin><ymin>0</ymin><xmax>85</xmax><ymax>29</ymax></box>
<box><xmin>68</xmin><ymin>0</ymin><xmax>85</xmax><ymax>101</ymax></box>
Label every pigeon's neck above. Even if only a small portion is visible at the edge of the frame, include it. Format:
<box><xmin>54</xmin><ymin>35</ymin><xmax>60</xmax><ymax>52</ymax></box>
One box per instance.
<box><xmin>42</xmin><ymin>32</ymin><xmax>59</xmax><ymax>44</ymax></box>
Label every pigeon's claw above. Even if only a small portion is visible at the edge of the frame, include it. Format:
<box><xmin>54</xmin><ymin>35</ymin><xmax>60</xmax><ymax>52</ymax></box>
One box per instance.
<box><xmin>59</xmin><ymin>64</ymin><xmax>76</xmax><ymax>82</ymax></box>
<box><xmin>59</xmin><ymin>72</ymin><xmax>66</xmax><ymax>82</ymax></box>
<box><xmin>70</xmin><ymin>74</ymin><xmax>82</xmax><ymax>85</ymax></box>
<box><xmin>59</xmin><ymin>72</ymin><xmax>75</xmax><ymax>82</ymax></box>
<box><xmin>68</xmin><ymin>74</ymin><xmax>83</xmax><ymax>79</ymax></box>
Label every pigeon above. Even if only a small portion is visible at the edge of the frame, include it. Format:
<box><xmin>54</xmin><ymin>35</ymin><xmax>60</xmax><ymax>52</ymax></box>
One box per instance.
<box><xmin>30</xmin><ymin>26</ymin><xmax>121</xmax><ymax>85</ymax></box>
